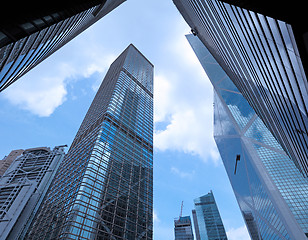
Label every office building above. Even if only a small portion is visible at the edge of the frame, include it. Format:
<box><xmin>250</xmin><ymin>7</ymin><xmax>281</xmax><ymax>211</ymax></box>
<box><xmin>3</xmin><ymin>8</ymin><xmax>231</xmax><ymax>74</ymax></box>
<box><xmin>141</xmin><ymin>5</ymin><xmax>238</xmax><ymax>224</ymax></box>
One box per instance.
<box><xmin>0</xmin><ymin>149</ymin><xmax>24</xmax><ymax>176</ymax></box>
<box><xmin>173</xmin><ymin>0</ymin><xmax>308</xmax><ymax>177</ymax></box>
<box><xmin>192</xmin><ymin>191</ymin><xmax>227</xmax><ymax>240</ymax></box>
<box><xmin>27</xmin><ymin>44</ymin><xmax>153</xmax><ymax>239</ymax></box>
<box><xmin>174</xmin><ymin>216</ymin><xmax>194</xmax><ymax>240</ymax></box>
<box><xmin>192</xmin><ymin>210</ymin><xmax>201</xmax><ymax>240</ymax></box>
<box><xmin>187</xmin><ymin>34</ymin><xmax>308</xmax><ymax>239</ymax></box>
<box><xmin>0</xmin><ymin>0</ymin><xmax>126</xmax><ymax>92</ymax></box>
<box><xmin>0</xmin><ymin>146</ymin><xmax>66</xmax><ymax>240</ymax></box>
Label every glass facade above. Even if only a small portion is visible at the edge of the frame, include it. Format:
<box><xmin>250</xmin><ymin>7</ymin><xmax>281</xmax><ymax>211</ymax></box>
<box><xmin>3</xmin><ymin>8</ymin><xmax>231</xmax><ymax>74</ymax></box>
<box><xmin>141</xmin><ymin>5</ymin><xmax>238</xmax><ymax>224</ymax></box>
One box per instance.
<box><xmin>186</xmin><ymin>34</ymin><xmax>308</xmax><ymax>239</ymax></box>
<box><xmin>27</xmin><ymin>44</ymin><xmax>153</xmax><ymax>239</ymax></box>
<box><xmin>193</xmin><ymin>191</ymin><xmax>227</xmax><ymax>240</ymax></box>
<box><xmin>0</xmin><ymin>0</ymin><xmax>126</xmax><ymax>92</ymax></box>
<box><xmin>0</xmin><ymin>146</ymin><xmax>66</xmax><ymax>239</ymax></box>
<box><xmin>174</xmin><ymin>216</ymin><xmax>194</xmax><ymax>240</ymax></box>
<box><xmin>173</xmin><ymin>0</ymin><xmax>308</xmax><ymax>177</ymax></box>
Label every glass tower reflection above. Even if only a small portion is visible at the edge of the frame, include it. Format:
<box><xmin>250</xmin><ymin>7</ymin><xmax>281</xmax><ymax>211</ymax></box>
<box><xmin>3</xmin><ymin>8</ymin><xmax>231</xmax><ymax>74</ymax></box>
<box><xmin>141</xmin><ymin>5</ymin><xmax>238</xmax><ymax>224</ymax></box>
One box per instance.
<box><xmin>187</xmin><ymin>34</ymin><xmax>308</xmax><ymax>240</ymax></box>
<box><xmin>27</xmin><ymin>44</ymin><xmax>153</xmax><ymax>239</ymax></box>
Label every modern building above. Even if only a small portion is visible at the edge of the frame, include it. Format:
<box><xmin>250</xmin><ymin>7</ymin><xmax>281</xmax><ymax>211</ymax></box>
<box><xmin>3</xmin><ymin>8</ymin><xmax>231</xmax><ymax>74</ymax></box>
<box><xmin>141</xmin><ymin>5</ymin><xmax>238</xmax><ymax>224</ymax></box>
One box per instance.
<box><xmin>192</xmin><ymin>191</ymin><xmax>227</xmax><ymax>240</ymax></box>
<box><xmin>27</xmin><ymin>44</ymin><xmax>153</xmax><ymax>239</ymax></box>
<box><xmin>173</xmin><ymin>0</ymin><xmax>308</xmax><ymax>177</ymax></box>
<box><xmin>174</xmin><ymin>216</ymin><xmax>194</xmax><ymax>240</ymax></box>
<box><xmin>0</xmin><ymin>149</ymin><xmax>24</xmax><ymax>177</ymax></box>
<box><xmin>0</xmin><ymin>146</ymin><xmax>66</xmax><ymax>240</ymax></box>
<box><xmin>186</xmin><ymin>34</ymin><xmax>308</xmax><ymax>239</ymax></box>
<box><xmin>192</xmin><ymin>209</ymin><xmax>201</xmax><ymax>240</ymax></box>
<box><xmin>0</xmin><ymin>0</ymin><xmax>126</xmax><ymax>92</ymax></box>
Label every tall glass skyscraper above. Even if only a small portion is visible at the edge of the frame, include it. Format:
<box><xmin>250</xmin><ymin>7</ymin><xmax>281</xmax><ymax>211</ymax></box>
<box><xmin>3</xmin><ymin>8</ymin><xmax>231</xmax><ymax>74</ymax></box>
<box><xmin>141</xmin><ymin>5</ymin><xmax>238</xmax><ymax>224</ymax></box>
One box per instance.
<box><xmin>173</xmin><ymin>0</ymin><xmax>308</xmax><ymax>177</ymax></box>
<box><xmin>0</xmin><ymin>0</ymin><xmax>126</xmax><ymax>92</ymax></box>
<box><xmin>27</xmin><ymin>44</ymin><xmax>153</xmax><ymax>239</ymax></box>
<box><xmin>192</xmin><ymin>191</ymin><xmax>227</xmax><ymax>240</ymax></box>
<box><xmin>187</xmin><ymin>34</ymin><xmax>308</xmax><ymax>239</ymax></box>
<box><xmin>174</xmin><ymin>216</ymin><xmax>194</xmax><ymax>240</ymax></box>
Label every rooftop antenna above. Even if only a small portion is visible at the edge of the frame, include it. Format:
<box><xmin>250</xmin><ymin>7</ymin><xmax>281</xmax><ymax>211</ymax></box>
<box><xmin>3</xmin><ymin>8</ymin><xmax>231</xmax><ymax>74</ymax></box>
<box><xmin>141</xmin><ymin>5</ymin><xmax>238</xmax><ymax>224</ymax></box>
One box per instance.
<box><xmin>179</xmin><ymin>201</ymin><xmax>184</xmax><ymax>219</ymax></box>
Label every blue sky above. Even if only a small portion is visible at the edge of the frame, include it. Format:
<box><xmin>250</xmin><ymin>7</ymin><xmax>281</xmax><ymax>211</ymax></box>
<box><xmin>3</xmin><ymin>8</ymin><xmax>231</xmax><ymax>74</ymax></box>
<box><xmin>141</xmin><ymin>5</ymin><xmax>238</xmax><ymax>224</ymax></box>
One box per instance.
<box><xmin>0</xmin><ymin>0</ymin><xmax>250</xmax><ymax>239</ymax></box>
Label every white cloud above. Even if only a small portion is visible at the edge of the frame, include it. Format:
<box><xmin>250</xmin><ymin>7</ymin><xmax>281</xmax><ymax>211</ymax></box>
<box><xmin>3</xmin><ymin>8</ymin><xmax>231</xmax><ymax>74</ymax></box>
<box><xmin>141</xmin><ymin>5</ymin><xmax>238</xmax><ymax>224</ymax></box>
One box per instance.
<box><xmin>153</xmin><ymin>224</ymin><xmax>174</xmax><ymax>240</ymax></box>
<box><xmin>153</xmin><ymin>209</ymin><xmax>160</xmax><ymax>223</ymax></box>
<box><xmin>227</xmin><ymin>225</ymin><xmax>251</xmax><ymax>240</ymax></box>
<box><xmin>153</xmin><ymin>24</ymin><xmax>220</xmax><ymax>163</ymax></box>
<box><xmin>171</xmin><ymin>166</ymin><xmax>195</xmax><ymax>179</ymax></box>
<box><xmin>169</xmin><ymin>23</ymin><xmax>203</xmax><ymax>69</ymax></box>
<box><xmin>153</xmin><ymin>209</ymin><xmax>174</xmax><ymax>240</ymax></box>
<box><xmin>155</xmin><ymin>106</ymin><xmax>219</xmax><ymax>163</ymax></box>
<box><xmin>2</xmin><ymin>34</ymin><xmax>115</xmax><ymax>117</ymax></box>
<box><xmin>153</xmin><ymin>209</ymin><xmax>173</xmax><ymax>240</ymax></box>
<box><xmin>154</xmin><ymin>74</ymin><xmax>173</xmax><ymax>123</ymax></box>
<box><xmin>3</xmin><ymin>74</ymin><xmax>67</xmax><ymax>117</ymax></box>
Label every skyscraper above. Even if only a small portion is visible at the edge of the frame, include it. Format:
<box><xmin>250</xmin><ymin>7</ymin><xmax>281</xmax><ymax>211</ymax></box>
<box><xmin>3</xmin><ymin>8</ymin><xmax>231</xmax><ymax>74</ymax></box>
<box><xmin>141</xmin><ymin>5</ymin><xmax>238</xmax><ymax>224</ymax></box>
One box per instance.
<box><xmin>27</xmin><ymin>44</ymin><xmax>153</xmax><ymax>239</ymax></box>
<box><xmin>174</xmin><ymin>216</ymin><xmax>194</xmax><ymax>240</ymax></box>
<box><xmin>0</xmin><ymin>0</ymin><xmax>126</xmax><ymax>92</ymax></box>
<box><xmin>0</xmin><ymin>146</ymin><xmax>66</xmax><ymax>240</ymax></box>
<box><xmin>173</xmin><ymin>0</ymin><xmax>308</xmax><ymax>177</ymax></box>
<box><xmin>192</xmin><ymin>191</ymin><xmax>227</xmax><ymax>240</ymax></box>
<box><xmin>187</xmin><ymin>34</ymin><xmax>308</xmax><ymax>239</ymax></box>
<box><xmin>0</xmin><ymin>149</ymin><xmax>24</xmax><ymax>176</ymax></box>
<box><xmin>192</xmin><ymin>210</ymin><xmax>201</xmax><ymax>240</ymax></box>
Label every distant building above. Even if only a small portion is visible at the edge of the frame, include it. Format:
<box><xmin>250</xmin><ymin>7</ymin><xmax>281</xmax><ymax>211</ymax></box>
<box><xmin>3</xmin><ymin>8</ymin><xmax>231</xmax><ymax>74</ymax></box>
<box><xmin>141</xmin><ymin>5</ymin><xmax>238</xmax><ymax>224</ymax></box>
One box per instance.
<box><xmin>0</xmin><ymin>149</ymin><xmax>24</xmax><ymax>176</ymax></box>
<box><xmin>27</xmin><ymin>44</ymin><xmax>153</xmax><ymax>239</ymax></box>
<box><xmin>0</xmin><ymin>0</ymin><xmax>126</xmax><ymax>92</ymax></box>
<box><xmin>192</xmin><ymin>191</ymin><xmax>227</xmax><ymax>240</ymax></box>
<box><xmin>192</xmin><ymin>210</ymin><xmax>201</xmax><ymax>240</ymax></box>
<box><xmin>174</xmin><ymin>216</ymin><xmax>194</xmax><ymax>240</ymax></box>
<box><xmin>186</xmin><ymin>33</ymin><xmax>308</xmax><ymax>239</ymax></box>
<box><xmin>0</xmin><ymin>146</ymin><xmax>66</xmax><ymax>239</ymax></box>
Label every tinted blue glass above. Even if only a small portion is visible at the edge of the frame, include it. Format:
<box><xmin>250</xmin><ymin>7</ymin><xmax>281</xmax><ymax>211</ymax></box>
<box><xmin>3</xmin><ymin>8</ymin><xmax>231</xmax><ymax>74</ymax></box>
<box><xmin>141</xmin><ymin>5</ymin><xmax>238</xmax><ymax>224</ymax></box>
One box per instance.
<box><xmin>187</xmin><ymin>32</ymin><xmax>308</xmax><ymax>239</ymax></box>
<box><xmin>27</xmin><ymin>45</ymin><xmax>153</xmax><ymax>239</ymax></box>
<box><xmin>193</xmin><ymin>192</ymin><xmax>227</xmax><ymax>240</ymax></box>
<box><xmin>179</xmin><ymin>0</ymin><xmax>308</xmax><ymax>178</ymax></box>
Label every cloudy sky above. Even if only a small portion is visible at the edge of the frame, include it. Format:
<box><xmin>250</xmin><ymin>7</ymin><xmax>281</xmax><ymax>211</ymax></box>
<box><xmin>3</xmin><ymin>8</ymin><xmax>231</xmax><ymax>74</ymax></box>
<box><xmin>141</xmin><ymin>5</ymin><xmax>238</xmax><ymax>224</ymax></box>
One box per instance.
<box><xmin>0</xmin><ymin>0</ymin><xmax>250</xmax><ymax>239</ymax></box>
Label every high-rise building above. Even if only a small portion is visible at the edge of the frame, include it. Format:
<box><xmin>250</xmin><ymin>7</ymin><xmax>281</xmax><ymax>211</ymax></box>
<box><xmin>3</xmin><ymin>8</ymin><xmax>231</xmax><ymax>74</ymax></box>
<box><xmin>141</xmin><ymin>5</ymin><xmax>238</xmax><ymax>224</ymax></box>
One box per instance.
<box><xmin>186</xmin><ymin>34</ymin><xmax>308</xmax><ymax>239</ymax></box>
<box><xmin>192</xmin><ymin>191</ymin><xmax>227</xmax><ymax>240</ymax></box>
<box><xmin>174</xmin><ymin>216</ymin><xmax>194</xmax><ymax>240</ymax></box>
<box><xmin>27</xmin><ymin>44</ymin><xmax>153</xmax><ymax>239</ymax></box>
<box><xmin>0</xmin><ymin>149</ymin><xmax>24</xmax><ymax>176</ymax></box>
<box><xmin>192</xmin><ymin>210</ymin><xmax>201</xmax><ymax>240</ymax></box>
<box><xmin>0</xmin><ymin>146</ymin><xmax>66</xmax><ymax>240</ymax></box>
<box><xmin>173</xmin><ymin>0</ymin><xmax>308</xmax><ymax>177</ymax></box>
<box><xmin>0</xmin><ymin>0</ymin><xmax>126</xmax><ymax>92</ymax></box>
